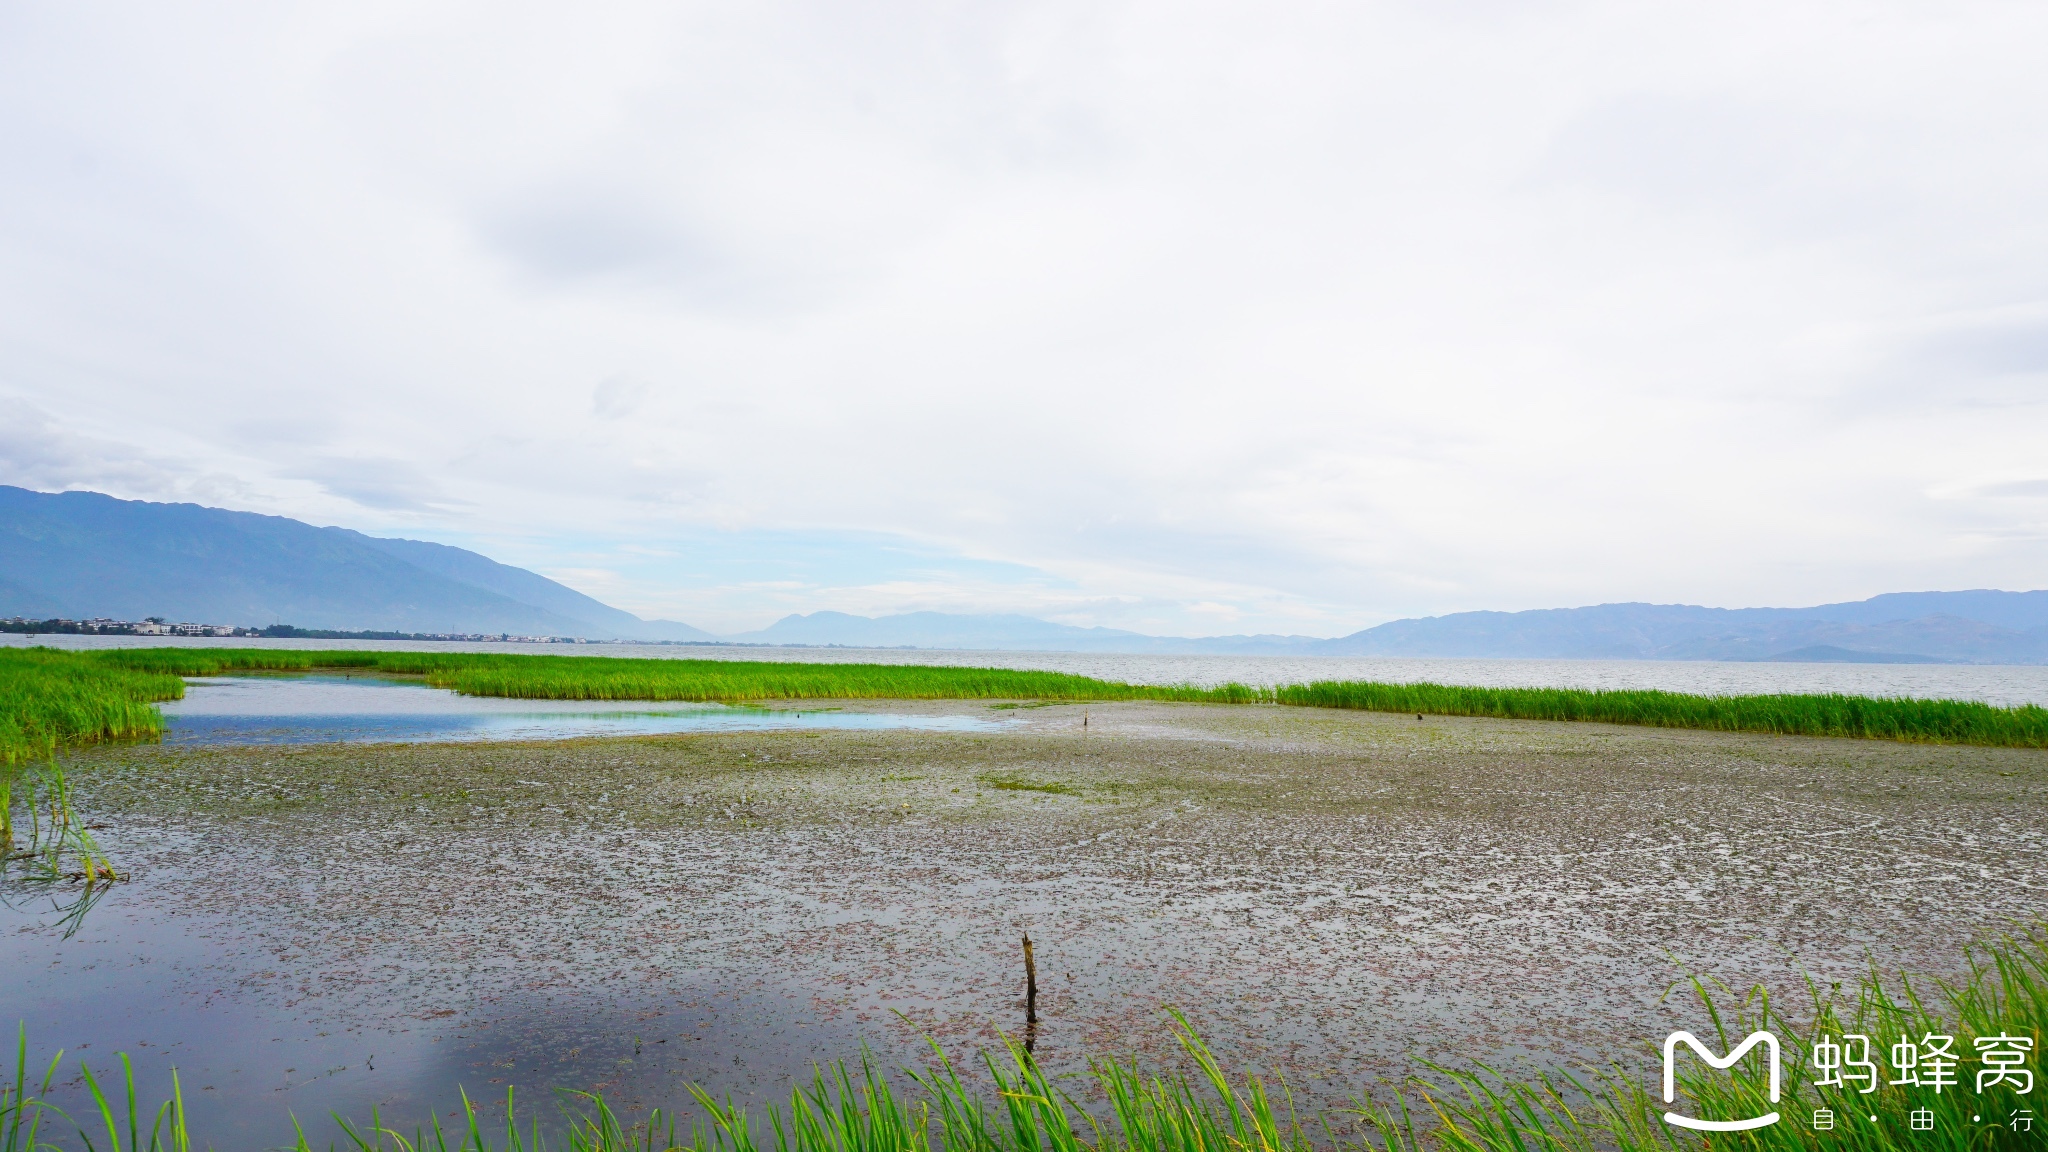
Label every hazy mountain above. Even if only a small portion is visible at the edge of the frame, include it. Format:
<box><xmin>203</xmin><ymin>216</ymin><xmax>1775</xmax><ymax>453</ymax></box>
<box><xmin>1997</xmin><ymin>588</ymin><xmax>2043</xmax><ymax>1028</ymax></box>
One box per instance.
<box><xmin>729</xmin><ymin>597</ymin><xmax>2048</xmax><ymax>662</ymax></box>
<box><xmin>1790</xmin><ymin>590</ymin><xmax>2048</xmax><ymax>631</ymax></box>
<box><xmin>1313</xmin><ymin>595</ymin><xmax>2048</xmax><ymax>664</ymax></box>
<box><xmin>1760</xmin><ymin>645</ymin><xmax>1961</xmax><ymax>665</ymax></box>
<box><xmin>0</xmin><ymin>574</ymin><xmax>66</xmax><ymax>619</ymax></box>
<box><xmin>726</xmin><ymin>611</ymin><xmax>1143</xmax><ymax>648</ymax></box>
<box><xmin>1312</xmin><ymin>602</ymin><xmax>1760</xmax><ymax>659</ymax></box>
<box><xmin>341</xmin><ymin>532</ymin><xmax>709</xmax><ymax>641</ymax></box>
<box><xmin>726</xmin><ymin>611</ymin><xmax>1327</xmax><ymax>653</ymax></box>
<box><xmin>0</xmin><ymin>486</ymin><xmax>713</xmax><ymax>639</ymax></box>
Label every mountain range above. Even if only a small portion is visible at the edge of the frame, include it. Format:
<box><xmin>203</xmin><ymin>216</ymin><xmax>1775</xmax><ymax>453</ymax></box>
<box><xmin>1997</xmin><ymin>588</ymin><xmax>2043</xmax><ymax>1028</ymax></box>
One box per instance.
<box><xmin>4</xmin><ymin>486</ymin><xmax>2045</xmax><ymax>663</ymax></box>
<box><xmin>0</xmin><ymin>486</ymin><xmax>711</xmax><ymax>640</ymax></box>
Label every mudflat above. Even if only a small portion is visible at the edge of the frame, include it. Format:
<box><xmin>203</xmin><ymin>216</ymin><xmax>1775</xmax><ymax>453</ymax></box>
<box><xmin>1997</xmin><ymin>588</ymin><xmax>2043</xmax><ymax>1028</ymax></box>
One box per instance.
<box><xmin>24</xmin><ymin>701</ymin><xmax>2048</xmax><ymax>1138</ymax></box>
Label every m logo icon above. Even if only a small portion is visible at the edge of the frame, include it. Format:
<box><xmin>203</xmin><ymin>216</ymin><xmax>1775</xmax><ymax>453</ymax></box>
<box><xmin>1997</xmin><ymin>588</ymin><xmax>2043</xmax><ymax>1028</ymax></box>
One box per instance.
<box><xmin>1661</xmin><ymin>1031</ymin><xmax>1782</xmax><ymax>1132</ymax></box>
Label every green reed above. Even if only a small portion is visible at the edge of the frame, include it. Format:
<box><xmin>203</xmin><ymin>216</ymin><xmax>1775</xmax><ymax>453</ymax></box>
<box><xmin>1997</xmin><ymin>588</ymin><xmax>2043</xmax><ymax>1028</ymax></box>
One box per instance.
<box><xmin>13</xmin><ymin>928</ymin><xmax>2042</xmax><ymax>1151</ymax></box>
<box><xmin>87</xmin><ymin>648</ymin><xmax>1253</xmax><ymax>705</ymax></box>
<box><xmin>0</xmin><ymin>650</ymin><xmax>181</xmax><ymax>768</ymax></box>
<box><xmin>1275</xmin><ymin>681</ymin><xmax>2048</xmax><ymax>748</ymax></box>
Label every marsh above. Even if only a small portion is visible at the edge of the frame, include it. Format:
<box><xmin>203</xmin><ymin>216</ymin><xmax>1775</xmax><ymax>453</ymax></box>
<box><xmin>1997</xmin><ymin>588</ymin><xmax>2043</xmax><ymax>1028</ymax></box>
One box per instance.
<box><xmin>7</xmin><ymin>700</ymin><xmax>2044</xmax><ymax>1146</ymax></box>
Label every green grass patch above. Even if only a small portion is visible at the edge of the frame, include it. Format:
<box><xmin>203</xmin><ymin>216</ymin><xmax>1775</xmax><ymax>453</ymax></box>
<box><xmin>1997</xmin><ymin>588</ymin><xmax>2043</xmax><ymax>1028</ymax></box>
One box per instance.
<box><xmin>978</xmin><ymin>775</ymin><xmax>1081</xmax><ymax>796</ymax></box>
<box><xmin>1279</xmin><ymin>679</ymin><xmax>2048</xmax><ymax>747</ymax></box>
<box><xmin>0</xmin><ymin>649</ymin><xmax>183</xmax><ymax>767</ymax></box>
<box><xmin>87</xmin><ymin>648</ymin><xmax>1250</xmax><ymax>705</ymax></box>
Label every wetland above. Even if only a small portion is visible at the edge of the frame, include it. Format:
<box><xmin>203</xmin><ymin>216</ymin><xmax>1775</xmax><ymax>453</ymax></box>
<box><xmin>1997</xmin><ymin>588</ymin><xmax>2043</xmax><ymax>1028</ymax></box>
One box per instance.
<box><xmin>8</xmin><ymin>698</ymin><xmax>2044</xmax><ymax>1147</ymax></box>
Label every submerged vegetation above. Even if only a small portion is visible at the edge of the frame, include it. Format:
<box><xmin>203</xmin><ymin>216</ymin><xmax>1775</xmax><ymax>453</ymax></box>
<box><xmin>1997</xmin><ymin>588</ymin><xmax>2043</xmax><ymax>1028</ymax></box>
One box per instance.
<box><xmin>1</xmin><ymin>756</ymin><xmax>123</xmax><ymax>936</ymax></box>
<box><xmin>3</xmin><ymin>647</ymin><xmax>2047</xmax><ymax>758</ymax></box>
<box><xmin>6</xmin><ymin>928</ymin><xmax>2044</xmax><ymax>1150</ymax></box>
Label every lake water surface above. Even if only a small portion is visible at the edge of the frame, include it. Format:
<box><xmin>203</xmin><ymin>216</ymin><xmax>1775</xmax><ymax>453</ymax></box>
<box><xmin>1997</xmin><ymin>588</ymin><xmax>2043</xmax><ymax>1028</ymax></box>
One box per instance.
<box><xmin>160</xmin><ymin>674</ymin><xmax>1005</xmax><ymax>744</ymax></box>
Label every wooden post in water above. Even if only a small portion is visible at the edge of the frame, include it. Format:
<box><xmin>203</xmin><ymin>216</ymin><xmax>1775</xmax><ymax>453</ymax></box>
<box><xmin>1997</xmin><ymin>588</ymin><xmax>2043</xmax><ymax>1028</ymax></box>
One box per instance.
<box><xmin>1022</xmin><ymin>933</ymin><xmax>1040</xmax><ymax>1025</ymax></box>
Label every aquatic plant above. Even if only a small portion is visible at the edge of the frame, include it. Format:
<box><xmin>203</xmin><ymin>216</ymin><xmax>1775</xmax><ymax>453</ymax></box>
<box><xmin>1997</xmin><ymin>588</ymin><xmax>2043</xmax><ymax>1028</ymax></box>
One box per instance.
<box><xmin>2</xmin><ymin>1026</ymin><xmax>61</xmax><ymax>1152</ymax></box>
<box><xmin>978</xmin><ymin>776</ymin><xmax>1082</xmax><ymax>796</ymax></box>
<box><xmin>15</xmin><ymin>762</ymin><xmax>120</xmax><ymax>884</ymax></box>
<box><xmin>2</xmin><ymin>759</ymin><xmax>124</xmax><ymax>937</ymax></box>
<box><xmin>12</xmin><ymin>928</ymin><xmax>2043</xmax><ymax>1150</ymax></box>
<box><xmin>76</xmin><ymin>1053</ymin><xmax>188</xmax><ymax>1152</ymax></box>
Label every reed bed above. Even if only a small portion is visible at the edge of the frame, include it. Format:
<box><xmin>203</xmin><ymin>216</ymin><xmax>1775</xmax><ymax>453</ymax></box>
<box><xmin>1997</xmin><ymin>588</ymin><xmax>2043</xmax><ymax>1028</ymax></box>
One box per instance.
<box><xmin>0</xmin><ymin>650</ymin><xmax>181</xmax><ymax>768</ymax></box>
<box><xmin>7</xmin><ymin>647</ymin><xmax>2046</xmax><ymax>749</ymax></box>
<box><xmin>425</xmin><ymin>657</ymin><xmax>1239</xmax><ymax>705</ymax></box>
<box><xmin>11</xmin><ymin>929</ymin><xmax>2044</xmax><ymax>1151</ymax></box>
<box><xmin>1277</xmin><ymin>680</ymin><xmax>2048</xmax><ymax>748</ymax></box>
<box><xmin>87</xmin><ymin>648</ymin><xmax>1261</xmax><ymax>704</ymax></box>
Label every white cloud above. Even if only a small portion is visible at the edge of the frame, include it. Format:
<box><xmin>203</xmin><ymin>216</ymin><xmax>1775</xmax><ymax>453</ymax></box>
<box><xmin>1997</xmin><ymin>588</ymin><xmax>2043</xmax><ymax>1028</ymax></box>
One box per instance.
<box><xmin>4</xmin><ymin>1</ymin><xmax>2048</xmax><ymax>634</ymax></box>
<box><xmin>0</xmin><ymin>397</ymin><xmax>250</xmax><ymax>505</ymax></box>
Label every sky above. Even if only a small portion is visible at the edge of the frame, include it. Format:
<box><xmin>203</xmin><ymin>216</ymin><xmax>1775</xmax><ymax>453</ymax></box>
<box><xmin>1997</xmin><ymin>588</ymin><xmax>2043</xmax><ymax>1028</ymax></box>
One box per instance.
<box><xmin>3</xmin><ymin>2</ymin><xmax>2046</xmax><ymax>637</ymax></box>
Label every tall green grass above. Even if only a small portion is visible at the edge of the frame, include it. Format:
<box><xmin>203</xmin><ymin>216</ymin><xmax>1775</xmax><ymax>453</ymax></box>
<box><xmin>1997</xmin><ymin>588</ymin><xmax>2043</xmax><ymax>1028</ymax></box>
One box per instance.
<box><xmin>1277</xmin><ymin>680</ymin><xmax>2048</xmax><ymax>748</ymax></box>
<box><xmin>86</xmin><ymin>648</ymin><xmax>1256</xmax><ymax>705</ymax></box>
<box><xmin>423</xmin><ymin>656</ymin><xmax>1241</xmax><ymax>705</ymax></box>
<box><xmin>11</xmin><ymin>929</ymin><xmax>2044</xmax><ymax>1150</ymax></box>
<box><xmin>0</xmin><ymin>650</ymin><xmax>181</xmax><ymax>767</ymax></box>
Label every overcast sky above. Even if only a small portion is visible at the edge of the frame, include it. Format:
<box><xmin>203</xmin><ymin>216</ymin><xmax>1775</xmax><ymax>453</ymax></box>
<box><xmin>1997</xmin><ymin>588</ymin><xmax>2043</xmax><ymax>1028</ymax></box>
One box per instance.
<box><xmin>3</xmin><ymin>2</ymin><xmax>2046</xmax><ymax>636</ymax></box>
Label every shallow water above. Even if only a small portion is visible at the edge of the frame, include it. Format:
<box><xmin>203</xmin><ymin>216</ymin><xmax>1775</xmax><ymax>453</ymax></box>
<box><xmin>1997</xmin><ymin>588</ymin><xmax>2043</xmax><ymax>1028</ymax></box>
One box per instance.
<box><xmin>8</xmin><ymin>703</ymin><xmax>2044</xmax><ymax>1148</ymax></box>
<box><xmin>19</xmin><ymin>634</ymin><xmax>2048</xmax><ymax>705</ymax></box>
<box><xmin>160</xmin><ymin>675</ymin><xmax>1005</xmax><ymax>744</ymax></box>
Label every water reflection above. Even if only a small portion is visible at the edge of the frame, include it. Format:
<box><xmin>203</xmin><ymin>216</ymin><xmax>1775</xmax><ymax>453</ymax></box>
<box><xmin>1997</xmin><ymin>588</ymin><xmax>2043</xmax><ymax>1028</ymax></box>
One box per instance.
<box><xmin>0</xmin><ymin>882</ymin><xmax>876</xmax><ymax>1150</ymax></box>
<box><xmin>161</xmin><ymin>675</ymin><xmax>1005</xmax><ymax>745</ymax></box>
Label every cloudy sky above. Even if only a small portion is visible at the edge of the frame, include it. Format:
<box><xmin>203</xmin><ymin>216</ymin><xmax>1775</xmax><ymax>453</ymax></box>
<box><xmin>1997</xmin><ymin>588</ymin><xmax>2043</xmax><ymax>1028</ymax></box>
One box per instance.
<box><xmin>3</xmin><ymin>2</ymin><xmax>2045</xmax><ymax>636</ymax></box>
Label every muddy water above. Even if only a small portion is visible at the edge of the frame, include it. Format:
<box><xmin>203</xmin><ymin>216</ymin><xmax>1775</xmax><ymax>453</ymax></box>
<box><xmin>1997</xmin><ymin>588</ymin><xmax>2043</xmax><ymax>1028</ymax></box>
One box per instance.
<box><xmin>7</xmin><ymin>702</ymin><xmax>2046</xmax><ymax>1147</ymax></box>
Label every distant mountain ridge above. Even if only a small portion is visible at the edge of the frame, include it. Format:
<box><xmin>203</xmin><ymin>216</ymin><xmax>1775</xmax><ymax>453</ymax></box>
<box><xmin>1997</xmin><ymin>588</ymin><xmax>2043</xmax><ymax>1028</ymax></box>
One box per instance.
<box><xmin>1314</xmin><ymin>597</ymin><xmax>2048</xmax><ymax>663</ymax></box>
<box><xmin>4</xmin><ymin>486</ymin><xmax>2043</xmax><ymax>662</ymax></box>
<box><xmin>726</xmin><ymin>611</ymin><xmax>1326</xmax><ymax>654</ymax></box>
<box><xmin>725</xmin><ymin>597</ymin><xmax>2048</xmax><ymax>663</ymax></box>
<box><xmin>0</xmin><ymin>486</ymin><xmax>712</xmax><ymax>640</ymax></box>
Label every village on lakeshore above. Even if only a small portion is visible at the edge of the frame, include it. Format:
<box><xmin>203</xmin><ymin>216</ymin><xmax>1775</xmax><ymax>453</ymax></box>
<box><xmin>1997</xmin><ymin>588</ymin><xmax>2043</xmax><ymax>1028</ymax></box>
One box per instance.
<box><xmin>0</xmin><ymin>616</ymin><xmax>595</xmax><ymax>643</ymax></box>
